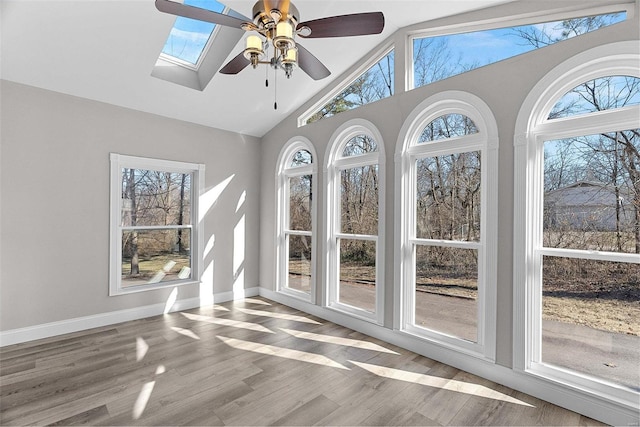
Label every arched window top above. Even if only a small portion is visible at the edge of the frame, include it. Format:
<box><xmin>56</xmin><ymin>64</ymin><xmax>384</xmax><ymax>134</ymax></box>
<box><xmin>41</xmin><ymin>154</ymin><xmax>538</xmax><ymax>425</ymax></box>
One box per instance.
<box><xmin>396</xmin><ymin>91</ymin><xmax>498</xmax><ymax>156</ymax></box>
<box><xmin>418</xmin><ymin>113</ymin><xmax>478</xmax><ymax>144</ymax></box>
<box><xmin>341</xmin><ymin>134</ymin><xmax>378</xmax><ymax>157</ymax></box>
<box><xmin>548</xmin><ymin>75</ymin><xmax>640</xmax><ymax>120</ymax></box>
<box><xmin>327</xmin><ymin>119</ymin><xmax>385</xmax><ymax>167</ymax></box>
<box><xmin>278</xmin><ymin>137</ymin><xmax>317</xmax><ymax>176</ymax></box>
<box><xmin>289</xmin><ymin>149</ymin><xmax>313</xmax><ymax>167</ymax></box>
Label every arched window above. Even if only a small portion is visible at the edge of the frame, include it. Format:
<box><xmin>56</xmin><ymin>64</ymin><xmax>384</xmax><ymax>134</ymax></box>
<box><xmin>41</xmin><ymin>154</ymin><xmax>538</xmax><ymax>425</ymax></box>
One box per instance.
<box><xmin>276</xmin><ymin>138</ymin><xmax>317</xmax><ymax>302</ymax></box>
<box><xmin>514</xmin><ymin>42</ymin><xmax>639</xmax><ymax>405</ymax></box>
<box><xmin>326</xmin><ymin>120</ymin><xmax>385</xmax><ymax>323</ymax></box>
<box><xmin>396</xmin><ymin>91</ymin><xmax>498</xmax><ymax>358</ymax></box>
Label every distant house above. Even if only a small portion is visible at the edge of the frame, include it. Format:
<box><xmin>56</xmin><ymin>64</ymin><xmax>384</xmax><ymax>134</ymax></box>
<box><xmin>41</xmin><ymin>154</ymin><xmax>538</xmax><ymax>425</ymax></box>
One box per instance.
<box><xmin>545</xmin><ymin>181</ymin><xmax>634</xmax><ymax>231</ymax></box>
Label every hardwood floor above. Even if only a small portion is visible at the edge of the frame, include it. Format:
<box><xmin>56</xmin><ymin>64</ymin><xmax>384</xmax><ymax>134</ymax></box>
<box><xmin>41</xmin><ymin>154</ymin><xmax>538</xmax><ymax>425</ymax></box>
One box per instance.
<box><xmin>0</xmin><ymin>297</ymin><xmax>604</xmax><ymax>426</ymax></box>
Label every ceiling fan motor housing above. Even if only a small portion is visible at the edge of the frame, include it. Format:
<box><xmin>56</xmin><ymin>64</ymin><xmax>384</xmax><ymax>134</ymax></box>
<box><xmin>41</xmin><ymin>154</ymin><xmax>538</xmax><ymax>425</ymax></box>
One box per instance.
<box><xmin>251</xmin><ymin>1</ymin><xmax>300</xmax><ymax>34</ymax></box>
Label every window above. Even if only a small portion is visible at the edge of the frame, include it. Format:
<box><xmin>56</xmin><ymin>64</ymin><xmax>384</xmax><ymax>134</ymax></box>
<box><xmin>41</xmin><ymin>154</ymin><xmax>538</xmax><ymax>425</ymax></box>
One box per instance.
<box><xmin>397</xmin><ymin>92</ymin><xmax>498</xmax><ymax>358</ymax></box>
<box><xmin>514</xmin><ymin>42</ymin><xmax>639</xmax><ymax>405</ymax></box>
<box><xmin>110</xmin><ymin>154</ymin><xmax>204</xmax><ymax>295</ymax></box>
<box><xmin>303</xmin><ymin>47</ymin><xmax>394</xmax><ymax>125</ymax></box>
<box><xmin>411</xmin><ymin>11</ymin><xmax>626</xmax><ymax>90</ymax></box>
<box><xmin>276</xmin><ymin>139</ymin><xmax>317</xmax><ymax>301</ymax></box>
<box><xmin>326</xmin><ymin>120</ymin><xmax>385</xmax><ymax>323</ymax></box>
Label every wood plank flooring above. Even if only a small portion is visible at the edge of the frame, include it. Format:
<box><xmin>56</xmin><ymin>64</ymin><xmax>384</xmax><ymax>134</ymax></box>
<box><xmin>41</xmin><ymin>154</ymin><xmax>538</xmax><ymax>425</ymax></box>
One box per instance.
<box><xmin>0</xmin><ymin>297</ymin><xmax>605</xmax><ymax>426</ymax></box>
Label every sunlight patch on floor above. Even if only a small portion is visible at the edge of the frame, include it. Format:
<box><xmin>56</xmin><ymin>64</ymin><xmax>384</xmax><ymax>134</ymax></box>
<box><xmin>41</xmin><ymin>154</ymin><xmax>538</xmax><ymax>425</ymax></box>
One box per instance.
<box><xmin>280</xmin><ymin>328</ymin><xmax>399</xmax><ymax>354</ymax></box>
<box><xmin>181</xmin><ymin>312</ymin><xmax>274</xmax><ymax>333</ymax></box>
<box><xmin>236</xmin><ymin>308</ymin><xmax>321</xmax><ymax>324</ymax></box>
<box><xmin>217</xmin><ymin>335</ymin><xmax>349</xmax><ymax>370</ymax></box>
<box><xmin>136</xmin><ymin>337</ymin><xmax>149</xmax><ymax>361</ymax></box>
<box><xmin>132</xmin><ymin>381</ymin><xmax>155</xmax><ymax>419</ymax></box>
<box><xmin>242</xmin><ymin>298</ymin><xmax>272</xmax><ymax>306</ymax></box>
<box><xmin>170</xmin><ymin>326</ymin><xmax>201</xmax><ymax>340</ymax></box>
<box><xmin>350</xmin><ymin>361</ymin><xmax>534</xmax><ymax>407</ymax></box>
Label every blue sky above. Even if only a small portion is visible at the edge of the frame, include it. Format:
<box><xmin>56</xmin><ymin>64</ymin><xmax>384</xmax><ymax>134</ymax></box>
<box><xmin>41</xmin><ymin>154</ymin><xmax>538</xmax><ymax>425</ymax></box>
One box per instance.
<box><xmin>161</xmin><ymin>0</ymin><xmax>226</xmax><ymax>65</ymax></box>
<box><xmin>413</xmin><ymin>12</ymin><xmax>626</xmax><ymax>85</ymax></box>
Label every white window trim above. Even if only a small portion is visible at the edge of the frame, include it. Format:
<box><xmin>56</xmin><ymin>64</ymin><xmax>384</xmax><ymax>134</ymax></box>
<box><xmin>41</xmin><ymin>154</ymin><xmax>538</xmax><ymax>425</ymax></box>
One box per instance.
<box><xmin>513</xmin><ymin>41</ymin><xmax>640</xmax><ymax>408</ymax></box>
<box><xmin>275</xmin><ymin>138</ymin><xmax>318</xmax><ymax>303</ymax></box>
<box><xmin>325</xmin><ymin>119</ymin><xmax>386</xmax><ymax>324</ymax></box>
<box><xmin>109</xmin><ymin>153</ymin><xmax>205</xmax><ymax>296</ymax></box>
<box><xmin>406</xmin><ymin>2</ymin><xmax>633</xmax><ymax>91</ymax></box>
<box><xmin>395</xmin><ymin>91</ymin><xmax>499</xmax><ymax>361</ymax></box>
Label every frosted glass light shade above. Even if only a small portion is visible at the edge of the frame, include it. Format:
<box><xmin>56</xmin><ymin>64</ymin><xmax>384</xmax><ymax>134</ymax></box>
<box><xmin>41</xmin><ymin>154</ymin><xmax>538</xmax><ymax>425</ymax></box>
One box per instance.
<box><xmin>245</xmin><ymin>35</ymin><xmax>263</xmax><ymax>52</ymax></box>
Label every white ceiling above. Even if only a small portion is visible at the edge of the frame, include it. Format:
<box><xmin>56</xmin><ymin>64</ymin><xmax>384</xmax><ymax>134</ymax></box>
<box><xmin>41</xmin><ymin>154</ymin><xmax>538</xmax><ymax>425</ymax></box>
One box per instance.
<box><xmin>1</xmin><ymin>0</ymin><xmax>515</xmax><ymax>137</ymax></box>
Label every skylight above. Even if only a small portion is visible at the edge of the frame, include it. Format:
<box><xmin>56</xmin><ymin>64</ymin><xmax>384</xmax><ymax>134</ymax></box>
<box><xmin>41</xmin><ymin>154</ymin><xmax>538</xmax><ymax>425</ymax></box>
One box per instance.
<box><xmin>161</xmin><ymin>0</ymin><xmax>227</xmax><ymax>67</ymax></box>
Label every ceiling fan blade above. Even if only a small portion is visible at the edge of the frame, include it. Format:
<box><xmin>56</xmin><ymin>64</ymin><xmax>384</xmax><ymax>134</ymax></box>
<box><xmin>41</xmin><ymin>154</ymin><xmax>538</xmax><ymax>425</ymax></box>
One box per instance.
<box><xmin>219</xmin><ymin>52</ymin><xmax>251</xmax><ymax>75</ymax></box>
<box><xmin>155</xmin><ymin>0</ymin><xmax>250</xmax><ymax>28</ymax></box>
<box><xmin>297</xmin><ymin>12</ymin><xmax>384</xmax><ymax>38</ymax></box>
<box><xmin>296</xmin><ymin>43</ymin><xmax>331</xmax><ymax>81</ymax></box>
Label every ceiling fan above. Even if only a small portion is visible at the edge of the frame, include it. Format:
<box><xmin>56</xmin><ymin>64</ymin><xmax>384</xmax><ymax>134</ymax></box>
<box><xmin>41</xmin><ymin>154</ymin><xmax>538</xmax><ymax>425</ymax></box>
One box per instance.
<box><xmin>155</xmin><ymin>0</ymin><xmax>385</xmax><ymax>81</ymax></box>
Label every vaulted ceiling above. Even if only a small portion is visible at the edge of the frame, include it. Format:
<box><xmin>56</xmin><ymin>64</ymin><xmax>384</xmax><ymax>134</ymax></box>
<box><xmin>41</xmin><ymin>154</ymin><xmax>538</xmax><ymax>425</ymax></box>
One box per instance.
<box><xmin>1</xmin><ymin>0</ymin><xmax>515</xmax><ymax>137</ymax></box>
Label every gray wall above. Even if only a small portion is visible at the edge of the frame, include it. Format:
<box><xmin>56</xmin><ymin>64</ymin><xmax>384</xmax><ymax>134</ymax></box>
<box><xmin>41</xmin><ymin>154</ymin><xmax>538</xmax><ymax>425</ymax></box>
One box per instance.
<box><xmin>258</xmin><ymin>4</ymin><xmax>639</xmax><ymax>368</ymax></box>
<box><xmin>0</xmin><ymin>81</ymin><xmax>261</xmax><ymax>331</ymax></box>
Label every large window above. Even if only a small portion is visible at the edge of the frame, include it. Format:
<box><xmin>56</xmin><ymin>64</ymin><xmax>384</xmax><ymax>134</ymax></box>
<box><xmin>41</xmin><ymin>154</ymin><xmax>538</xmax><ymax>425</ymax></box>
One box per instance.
<box><xmin>302</xmin><ymin>47</ymin><xmax>394</xmax><ymax>125</ymax></box>
<box><xmin>514</xmin><ymin>42</ymin><xmax>639</xmax><ymax>406</ymax></box>
<box><xmin>397</xmin><ymin>92</ymin><xmax>498</xmax><ymax>358</ymax></box>
<box><xmin>276</xmin><ymin>139</ymin><xmax>317</xmax><ymax>301</ymax></box>
<box><xmin>110</xmin><ymin>154</ymin><xmax>204</xmax><ymax>295</ymax></box>
<box><xmin>411</xmin><ymin>11</ymin><xmax>626</xmax><ymax>90</ymax></box>
<box><xmin>326</xmin><ymin>120</ymin><xmax>384</xmax><ymax>323</ymax></box>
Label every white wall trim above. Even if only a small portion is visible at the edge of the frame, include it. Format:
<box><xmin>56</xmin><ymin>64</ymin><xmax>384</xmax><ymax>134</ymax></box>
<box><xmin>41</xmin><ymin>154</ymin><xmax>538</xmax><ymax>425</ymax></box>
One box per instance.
<box><xmin>259</xmin><ymin>288</ymin><xmax>639</xmax><ymax>426</ymax></box>
<box><xmin>0</xmin><ymin>287</ymin><xmax>259</xmax><ymax>347</ymax></box>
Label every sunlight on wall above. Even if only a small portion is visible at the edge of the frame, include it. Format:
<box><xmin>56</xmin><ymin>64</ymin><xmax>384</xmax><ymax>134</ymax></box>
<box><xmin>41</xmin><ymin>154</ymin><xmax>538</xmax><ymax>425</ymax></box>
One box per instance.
<box><xmin>199</xmin><ymin>175</ymin><xmax>234</xmax><ymax>223</ymax></box>
<box><xmin>200</xmin><ymin>234</ymin><xmax>216</xmax><ymax>306</ymax></box>
<box><xmin>233</xmin><ymin>189</ymin><xmax>246</xmax><ymax>298</ymax></box>
<box><xmin>236</xmin><ymin>190</ymin><xmax>246</xmax><ymax>213</ymax></box>
<box><xmin>163</xmin><ymin>287</ymin><xmax>179</xmax><ymax>314</ymax></box>
<box><xmin>350</xmin><ymin>361</ymin><xmax>534</xmax><ymax>407</ymax></box>
<box><xmin>198</xmin><ymin>174</ymin><xmax>234</xmax><ymax>306</ymax></box>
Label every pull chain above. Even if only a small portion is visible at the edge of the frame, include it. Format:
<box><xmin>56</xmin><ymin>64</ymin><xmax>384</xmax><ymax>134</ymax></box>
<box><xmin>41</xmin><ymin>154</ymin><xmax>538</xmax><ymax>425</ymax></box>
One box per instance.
<box><xmin>265</xmin><ymin>65</ymin><xmax>269</xmax><ymax>88</ymax></box>
<box><xmin>273</xmin><ymin>68</ymin><xmax>278</xmax><ymax>110</ymax></box>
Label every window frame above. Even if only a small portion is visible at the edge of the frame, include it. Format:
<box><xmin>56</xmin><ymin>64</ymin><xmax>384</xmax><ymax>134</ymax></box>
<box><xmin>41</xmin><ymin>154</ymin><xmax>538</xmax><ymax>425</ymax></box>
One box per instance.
<box><xmin>395</xmin><ymin>91</ymin><xmax>498</xmax><ymax>360</ymax></box>
<box><xmin>406</xmin><ymin>3</ymin><xmax>632</xmax><ymax>91</ymax></box>
<box><xmin>325</xmin><ymin>119</ymin><xmax>385</xmax><ymax>324</ymax></box>
<box><xmin>513</xmin><ymin>41</ymin><xmax>640</xmax><ymax>406</ymax></box>
<box><xmin>109</xmin><ymin>153</ymin><xmax>205</xmax><ymax>296</ymax></box>
<box><xmin>275</xmin><ymin>138</ymin><xmax>318</xmax><ymax>303</ymax></box>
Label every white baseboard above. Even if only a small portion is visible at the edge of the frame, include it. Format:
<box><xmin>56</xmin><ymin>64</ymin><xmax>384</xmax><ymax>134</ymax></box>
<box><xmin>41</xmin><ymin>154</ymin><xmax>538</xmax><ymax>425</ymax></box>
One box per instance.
<box><xmin>0</xmin><ymin>287</ymin><xmax>259</xmax><ymax>347</ymax></box>
<box><xmin>259</xmin><ymin>288</ymin><xmax>640</xmax><ymax>427</ymax></box>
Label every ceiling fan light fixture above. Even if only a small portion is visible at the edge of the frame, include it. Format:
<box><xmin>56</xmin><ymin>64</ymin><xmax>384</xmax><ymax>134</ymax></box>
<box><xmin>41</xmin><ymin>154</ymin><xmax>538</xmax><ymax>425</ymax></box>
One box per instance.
<box><xmin>243</xmin><ymin>34</ymin><xmax>264</xmax><ymax>66</ymax></box>
<box><xmin>282</xmin><ymin>46</ymin><xmax>298</xmax><ymax>78</ymax></box>
<box><xmin>273</xmin><ymin>21</ymin><xmax>295</xmax><ymax>49</ymax></box>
